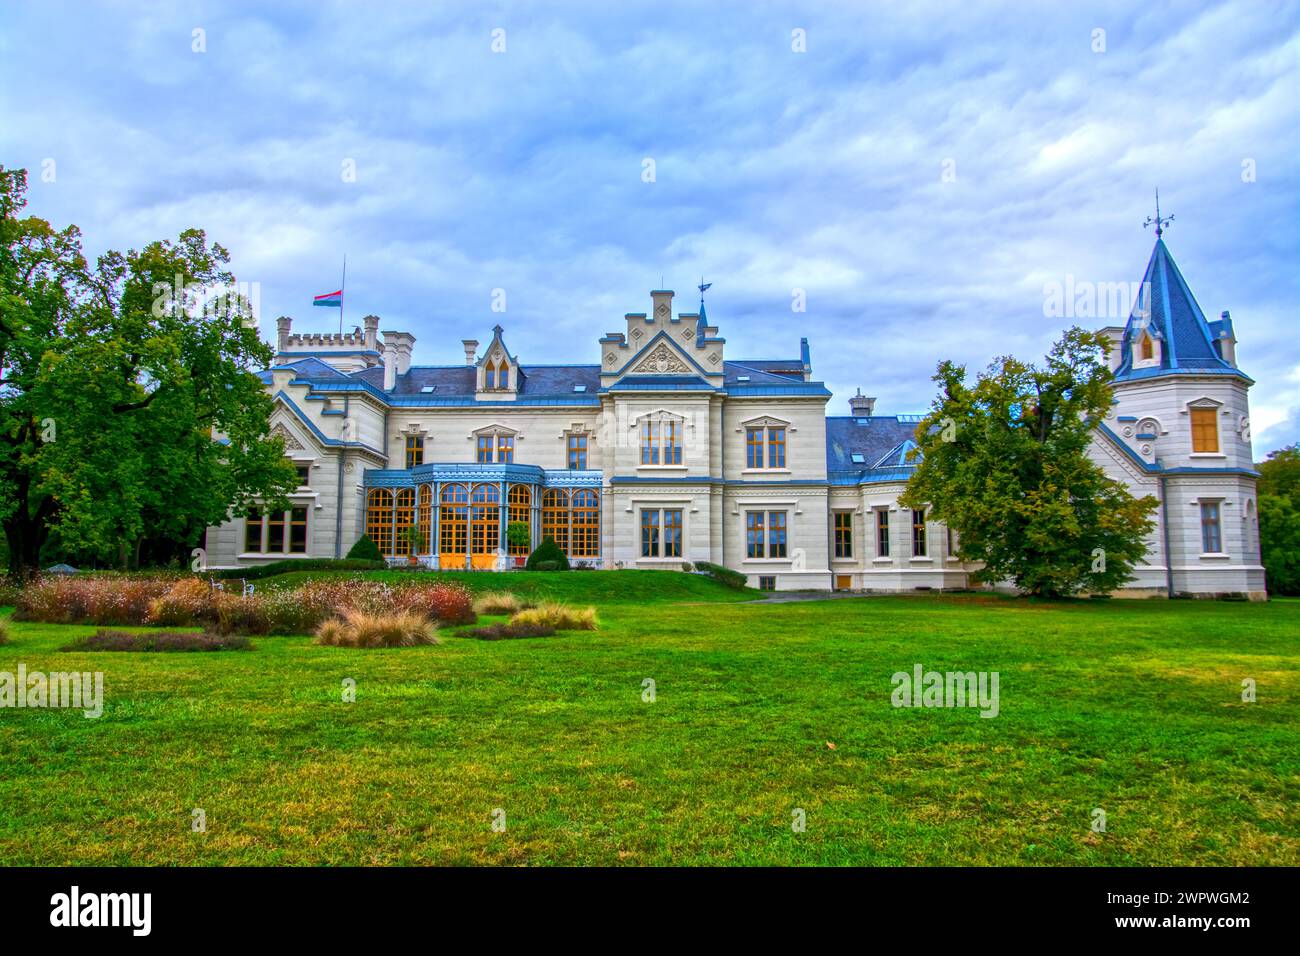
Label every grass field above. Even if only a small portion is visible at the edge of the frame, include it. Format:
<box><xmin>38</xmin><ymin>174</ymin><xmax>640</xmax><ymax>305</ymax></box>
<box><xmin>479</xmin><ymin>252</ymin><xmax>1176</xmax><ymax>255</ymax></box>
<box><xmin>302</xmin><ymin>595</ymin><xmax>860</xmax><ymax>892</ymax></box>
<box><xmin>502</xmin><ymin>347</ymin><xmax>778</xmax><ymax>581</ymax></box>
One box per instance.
<box><xmin>1</xmin><ymin>572</ymin><xmax>1297</xmax><ymax>865</ymax></box>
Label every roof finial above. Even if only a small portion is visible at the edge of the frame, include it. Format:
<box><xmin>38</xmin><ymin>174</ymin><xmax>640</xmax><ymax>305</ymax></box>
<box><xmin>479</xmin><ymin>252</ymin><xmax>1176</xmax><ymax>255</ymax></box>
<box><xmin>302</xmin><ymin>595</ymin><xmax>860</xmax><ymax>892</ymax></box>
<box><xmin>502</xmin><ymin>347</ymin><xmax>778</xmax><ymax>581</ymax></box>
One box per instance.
<box><xmin>1143</xmin><ymin>188</ymin><xmax>1174</xmax><ymax>238</ymax></box>
<box><xmin>698</xmin><ymin>277</ymin><xmax>711</xmax><ymax>304</ymax></box>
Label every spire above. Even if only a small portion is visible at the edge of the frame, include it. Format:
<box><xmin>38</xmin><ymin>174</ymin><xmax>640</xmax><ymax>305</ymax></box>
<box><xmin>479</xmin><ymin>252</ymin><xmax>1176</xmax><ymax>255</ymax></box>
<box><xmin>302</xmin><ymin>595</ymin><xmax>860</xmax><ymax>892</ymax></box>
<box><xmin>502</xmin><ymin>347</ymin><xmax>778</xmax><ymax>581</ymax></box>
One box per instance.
<box><xmin>1114</xmin><ymin>233</ymin><xmax>1236</xmax><ymax>380</ymax></box>
<box><xmin>1143</xmin><ymin>188</ymin><xmax>1174</xmax><ymax>238</ymax></box>
<box><xmin>697</xmin><ymin>278</ymin><xmax>711</xmax><ymax>332</ymax></box>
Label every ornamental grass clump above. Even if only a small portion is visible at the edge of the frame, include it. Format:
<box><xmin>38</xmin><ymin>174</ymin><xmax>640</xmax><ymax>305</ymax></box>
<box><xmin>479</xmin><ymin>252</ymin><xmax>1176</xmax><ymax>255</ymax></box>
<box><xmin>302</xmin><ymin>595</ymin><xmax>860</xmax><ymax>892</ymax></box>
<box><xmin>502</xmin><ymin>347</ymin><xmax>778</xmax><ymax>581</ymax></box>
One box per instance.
<box><xmin>314</xmin><ymin>608</ymin><xmax>438</xmax><ymax>648</ymax></box>
<box><xmin>472</xmin><ymin>591</ymin><xmax>533</xmax><ymax>616</ymax></box>
<box><xmin>59</xmin><ymin>629</ymin><xmax>252</xmax><ymax>652</ymax></box>
<box><xmin>509</xmin><ymin>602</ymin><xmax>597</xmax><ymax>632</ymax></box>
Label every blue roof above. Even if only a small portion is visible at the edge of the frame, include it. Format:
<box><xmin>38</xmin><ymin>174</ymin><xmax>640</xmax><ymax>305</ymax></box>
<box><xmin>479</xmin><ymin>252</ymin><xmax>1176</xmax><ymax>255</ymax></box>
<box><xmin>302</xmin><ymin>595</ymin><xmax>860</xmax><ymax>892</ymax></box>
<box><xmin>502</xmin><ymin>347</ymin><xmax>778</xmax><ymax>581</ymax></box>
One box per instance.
<box><xmin>1114</xmin><ymin>239</ymin><xmax>1249</xmax><ymax>382</ymax></box>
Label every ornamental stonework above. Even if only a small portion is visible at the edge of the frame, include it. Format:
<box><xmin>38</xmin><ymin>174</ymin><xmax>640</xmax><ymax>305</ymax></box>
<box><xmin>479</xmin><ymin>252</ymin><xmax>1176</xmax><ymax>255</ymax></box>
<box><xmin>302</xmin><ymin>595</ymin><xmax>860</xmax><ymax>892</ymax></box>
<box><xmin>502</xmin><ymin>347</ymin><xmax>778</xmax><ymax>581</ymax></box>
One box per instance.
<box><xmin>270</xmin><ymin>423</ymin><xmax>303</xmax><ymax>450</ymax></box>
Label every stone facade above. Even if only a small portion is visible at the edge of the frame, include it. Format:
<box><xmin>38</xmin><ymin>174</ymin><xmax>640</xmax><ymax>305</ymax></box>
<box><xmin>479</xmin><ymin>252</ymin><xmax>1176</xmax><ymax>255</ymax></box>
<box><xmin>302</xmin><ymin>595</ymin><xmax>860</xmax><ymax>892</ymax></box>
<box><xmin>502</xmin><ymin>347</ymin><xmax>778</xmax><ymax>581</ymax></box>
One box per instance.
<box><xmin>204</xmin><ymin>239</ymin><xmax>1264</xmax><ymax>597</ymax></box>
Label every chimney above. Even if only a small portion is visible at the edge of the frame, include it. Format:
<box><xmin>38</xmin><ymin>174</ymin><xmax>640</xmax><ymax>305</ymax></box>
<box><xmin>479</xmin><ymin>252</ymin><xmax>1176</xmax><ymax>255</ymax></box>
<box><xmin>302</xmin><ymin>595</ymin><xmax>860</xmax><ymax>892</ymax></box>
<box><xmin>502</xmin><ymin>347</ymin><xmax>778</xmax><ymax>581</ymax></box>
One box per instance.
<box><xmin>849</xmin><ymin>389</ymin><xmax>876</xmax><ymax>417</ymax></box>
<box><xmin>362</xmin><ymin>314</ymin><xmax>380</xmax><ymax>352</ymax></box>
<box><xmin>462</xmin><ymin>339</ymin><xmax>478</xmax><ymax>366</ymax></box>
<box><xmin>383</xmin><ymin>346</ymin><xmax>397</xmax><ymax>391</ymax></box>
<box><xmin>276</xmin><ymin>315</ymin><xmax>292</xmax><ymax>352</ymax></box>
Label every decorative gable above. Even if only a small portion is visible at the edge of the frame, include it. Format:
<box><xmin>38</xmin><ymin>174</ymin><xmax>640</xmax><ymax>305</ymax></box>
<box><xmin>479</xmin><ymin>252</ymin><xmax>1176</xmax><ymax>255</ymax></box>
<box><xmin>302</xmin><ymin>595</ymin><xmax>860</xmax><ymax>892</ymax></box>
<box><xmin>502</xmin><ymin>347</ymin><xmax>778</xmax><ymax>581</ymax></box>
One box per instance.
<box><xmin>270</xmin><ymin>422</ymin><xmax>305</xmax><ymax>450</ymax></box>
<box><xmin>629</xmin><ymin>342</ymin><xmax>692</xmax><ymax>375</ymax></box>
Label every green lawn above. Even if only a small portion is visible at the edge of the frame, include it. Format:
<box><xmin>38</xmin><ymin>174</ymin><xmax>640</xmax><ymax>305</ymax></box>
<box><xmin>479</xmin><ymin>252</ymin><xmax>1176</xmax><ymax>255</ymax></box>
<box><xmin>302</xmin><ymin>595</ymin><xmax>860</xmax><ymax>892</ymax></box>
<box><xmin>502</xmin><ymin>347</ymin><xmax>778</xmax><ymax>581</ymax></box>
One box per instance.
<box><xmin>1</xmin><ymin>578</ymin><xmax>1297</xmax><ymax>865</ymax></box>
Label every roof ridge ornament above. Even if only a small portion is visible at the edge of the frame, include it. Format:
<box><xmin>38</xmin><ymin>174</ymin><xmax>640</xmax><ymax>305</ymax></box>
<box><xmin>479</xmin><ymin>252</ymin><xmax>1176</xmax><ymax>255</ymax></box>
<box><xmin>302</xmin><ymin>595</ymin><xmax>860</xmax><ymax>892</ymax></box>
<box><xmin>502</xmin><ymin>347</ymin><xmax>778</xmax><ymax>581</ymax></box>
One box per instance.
<box><xmin>1143</xmin><ymin>188</ymin><xmax>1174</xmax><ymax>238</ymax></box>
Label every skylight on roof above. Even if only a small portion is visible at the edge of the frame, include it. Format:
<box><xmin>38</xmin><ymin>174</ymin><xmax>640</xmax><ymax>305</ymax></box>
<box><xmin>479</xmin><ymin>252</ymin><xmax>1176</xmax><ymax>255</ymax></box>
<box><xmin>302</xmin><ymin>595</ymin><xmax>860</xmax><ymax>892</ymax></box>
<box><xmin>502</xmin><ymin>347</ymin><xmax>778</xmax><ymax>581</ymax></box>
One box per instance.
<box><xmin>420</xmin><ymin>386</ymin><xmax>436</xmax><ymax>393</ymax></box>
<box><xmin>573</xmin><ymin>384</ymin><xmax>587</xmax><ymax>392</ymax></box>
<box><xmin>736</xmin><ymin>375</ymin><xmax>750</xmax><ymax>382</ymax></box>
<box><xmin>856</xmin><ymin>418</ymin><xmax>868</xmax><ymax>425</ymax></box>
<box><xmin>851</xmin><ymin>454</ymin><xmax>866</xmax><ymax>464</ymax></box>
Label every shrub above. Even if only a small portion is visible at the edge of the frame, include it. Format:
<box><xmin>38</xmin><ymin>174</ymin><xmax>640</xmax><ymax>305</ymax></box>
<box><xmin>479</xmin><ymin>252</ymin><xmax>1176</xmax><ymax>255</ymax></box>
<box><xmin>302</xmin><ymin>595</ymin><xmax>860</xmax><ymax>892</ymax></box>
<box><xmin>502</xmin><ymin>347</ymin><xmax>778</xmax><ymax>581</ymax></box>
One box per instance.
<box><xmin>0</xmin><ymin>579</ymin><xmax>22</xmax><ymax>608</ymax></box>
<box><xmin>506</xmin><ymin>522</ymin><xmax>530</xmax><ymax>552</ymax></box>
<box><xmin>59</xmin><ymin>629</ymin><xmax>252</xmax><ymax>652</ymax></box>
<box><xmin>148</xmin><ymin>577</ymin><xmax>211</xmax><ymax>626</ymax></box>
<box><xmin>694</xmin><ymin>561</ymin><xmax>748</xmax><ymax>590</ymax></box>
<box><xmin>14</xmin><ymin>577</ymin><xmax>171</xmax><ymax>626</ymax></box>
<box><xmin>681</xmin><ymin>561</ymin><xmax>694</xmax><ymax>572</ymax></box>
<box><xmin>215</xmin><ymin>558</ymin><xmax>386</xmax><ymax>581</ymax></box>
<box><xmin>346</xmin><ymin>534</ymin><xmax>385</xmax><ymax>562</ymax></box>
<box><xmin>315</xmin><ymin>608</ymin><xmax>438</xmax><ymax>648</ymax></box>
<box><xmin>464</xmin><ymin>622</ymin><xmax>557</xmax><ymax>640</ymax></box>
<box><xmin>473</xmin><ymin>591</ymin><xmax>533</xmax><ymax>616</ymax></box>
<box><xmin>510</xmin><ymin>601</ymin><xmax>597</xmax><ymax>631</ymax></box>
<box><xmin>389</xmin><ymin>582</ymin><xmax>476</xmax><ymax>625</ymax></box>
<box><xmin>526</xmin><ymin>537</ymin><xmax>570</xmax><ymax>571</ymax></box>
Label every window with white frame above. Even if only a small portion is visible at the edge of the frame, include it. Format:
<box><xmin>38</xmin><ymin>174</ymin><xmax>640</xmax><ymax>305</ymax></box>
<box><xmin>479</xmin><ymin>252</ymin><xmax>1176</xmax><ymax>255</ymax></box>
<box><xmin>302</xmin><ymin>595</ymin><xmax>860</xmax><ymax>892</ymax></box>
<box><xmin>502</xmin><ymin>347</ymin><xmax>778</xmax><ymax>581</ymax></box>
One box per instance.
<box><xmin>1200</xmin><ymin>501</ymin><xmax>1223</xmax><ymax>553</ymax></box>
<box><xmin>640</xmin><ymin>508</ymin><xmax>682</xmax><ymax>558</ymax></box>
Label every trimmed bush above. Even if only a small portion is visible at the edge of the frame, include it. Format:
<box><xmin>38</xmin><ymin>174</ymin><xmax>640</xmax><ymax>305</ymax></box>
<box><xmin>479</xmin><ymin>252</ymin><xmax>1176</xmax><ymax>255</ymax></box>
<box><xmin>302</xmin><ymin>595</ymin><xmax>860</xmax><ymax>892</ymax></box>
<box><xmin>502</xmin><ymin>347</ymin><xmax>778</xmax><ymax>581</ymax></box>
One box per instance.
<box><xmin>59</xmin><ymin>629</ymin><xmax>251</xmax><ymax>652</ymax></box>
<box><xmin>694</xmin><ymin>561</ymin><xmax>748</xmax><ymax>590</ymax></box>
<box><xmin>473</xmin><ymin>591</ymin><xmax>533</xmax><ymax>616</ymax></box>
<box><xmin>526</xmin><ymin>537</ymin><xmax>570</xmax><ymax>571</ymax></box>
<box><xmin>345</xmin><ymin>534</ymin><xmax>385</xmax><ymax>562</ymax></box>
<box><xmin>464</xmin><ymin>622</ymin><xmax>557</xmax><ymax>641</ymax></box>
<box><xmin>510</xmin><ymin>601</ymin><xmax>597</xmax><ymax>631</ymax></box>
<box><xmin>215</xmin><ymin>558</ymin><xmax>386</xmax><ymax>581</ymax></box>
<box><xmin>315</xmin><ymin>608</ymin><xmax>438</xmax><ymax>648</ymax></box>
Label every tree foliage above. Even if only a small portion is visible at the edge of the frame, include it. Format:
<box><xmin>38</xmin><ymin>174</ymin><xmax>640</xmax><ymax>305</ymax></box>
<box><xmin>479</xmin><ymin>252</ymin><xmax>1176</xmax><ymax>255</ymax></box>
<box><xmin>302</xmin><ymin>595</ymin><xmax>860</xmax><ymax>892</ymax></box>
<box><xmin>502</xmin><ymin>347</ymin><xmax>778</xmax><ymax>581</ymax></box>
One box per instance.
<box><xmin>1257</xmin><ymin>444</ymin><xmax>1300</xmax><ymax>596</ymax></box>
<box><xmin>1</xmin><ymin>166</ymin><xmax>297</xmax><ymax>577</ymax></box>
<box><xmin>900</xmin><ymin>328</ymin><xmax>1158</xmax><ymax>598</ymax></box>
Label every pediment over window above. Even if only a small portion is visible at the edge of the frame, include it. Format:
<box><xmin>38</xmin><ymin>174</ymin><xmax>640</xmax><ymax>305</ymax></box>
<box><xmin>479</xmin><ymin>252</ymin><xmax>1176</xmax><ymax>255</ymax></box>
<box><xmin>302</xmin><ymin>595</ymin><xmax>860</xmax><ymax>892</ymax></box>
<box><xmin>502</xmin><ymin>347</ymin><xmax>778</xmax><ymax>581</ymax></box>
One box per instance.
<box><xmin>469</xmin><ymin>423</ymin><xmax>519</xmax><ymax>438</ymax></box>
<box><xmin>737</xmin><ymin>414</ymin><xmax>793</xmax><ymax>431</ymax></box>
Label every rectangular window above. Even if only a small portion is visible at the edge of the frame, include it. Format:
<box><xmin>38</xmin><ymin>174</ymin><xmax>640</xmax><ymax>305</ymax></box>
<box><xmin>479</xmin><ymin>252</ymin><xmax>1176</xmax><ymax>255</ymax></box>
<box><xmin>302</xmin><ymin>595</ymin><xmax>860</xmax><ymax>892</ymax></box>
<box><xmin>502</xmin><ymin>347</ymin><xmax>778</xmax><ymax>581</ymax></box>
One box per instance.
<box><xmin>497</xmin><ymin>435</ymin><xmax>514</xmax><ymax>464</ymax></box>
<box><xmin>758</xmin><ymin>575</ymin><xmax>776</xmax><ymax>592</ymax></box>
<box><xmin>912</xmin><ymin>509</ymin><xmax>927</xmax><ymax>557</ymax></box>
<box><xmin>289</xmin><ymin>507</ymin><xmax>308</xmax><ymax>554</ymax></box>
<box><xmin>768</xmin><ymin>428</ymin><xmax>786</xmax><ymax>468</ymax></box>
<box><xmin>746</xmin><ymin>427</ymin><xmax>764</xmax><ymax>468</ymax></box>
<box><xmin>567</xmin><ymin>434</ymin><xmax>587</xmax><ymax>470</ymax></box>
<box><xmin>641</xmin><ymin>422</ymin><xmax>660</xmax><ymax>465</ymax></box>
<box><xmin>663</xmin><ymin>509</ymin><xmax>682</xmax><ymax>558</ymax></box>
<box><xmin>245</xmin><ymin>508</ymin><xmax>263</xmax><ymax>553</ymax></box>
<box><xmin>295</xmin><ymin>464</ymin><xmax>311</xmax><ymax>487</ymax></box>
<box><xmin>1191</xmin><ymin>407</ymin><xmax>1219</xmax><ymax>453</ymax></box>
<box><xmin>1200</xmin><ymin>501</ymin><xmax>1222</xmax><ymax>553</ymax></box>
<box><xmin>834</xmin><ymin>512</ymin><xmax>853</xmax><ymax>559</ymax></box>
<box><xmin>664</xmin><ymin>421</ymin><xmax>682</xmax><ymax>465</ymax></box>
<box><xmin>476</xmin><ymin>435</ymin><xmax>493</xmax><ymax>463</ymax></box>
<box><xmin>768</xmin><ymin>511</ymin><xmax>787</xmax><ymax>558</ymax></box>
<box><xmin>640</xmin><ymin>509</ymin><xmax>660</xmax><ymax>557</ymax></box>
<box><xmin>876</xmin><ymin>509</ymin><xmax>890</xmax><ymax>557</ymax></box>
<box><xmin>267</xmin><ymin>510</ymin><xmax>286</xmax><ymax>553</ymax></box>
<box><xmin>405</xmin><ymin>436</ymin><xmax>424</xmax><ymax>469</ymax></box>
<box><xmin>746</xmin><ymin>511</ymin><xmax>765</xmax><ymax>559</ymax></box>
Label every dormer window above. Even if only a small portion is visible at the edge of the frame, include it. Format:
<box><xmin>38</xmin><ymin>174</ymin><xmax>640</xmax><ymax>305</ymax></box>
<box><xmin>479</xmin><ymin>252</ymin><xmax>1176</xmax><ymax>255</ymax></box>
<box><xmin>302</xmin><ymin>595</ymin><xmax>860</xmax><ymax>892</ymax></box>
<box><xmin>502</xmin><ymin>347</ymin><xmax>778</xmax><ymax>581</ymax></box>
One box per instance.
<box><xmin>1139</xmin><ymin>334</ymin><xmax>1154</xmax><ymax>361</ymax></box>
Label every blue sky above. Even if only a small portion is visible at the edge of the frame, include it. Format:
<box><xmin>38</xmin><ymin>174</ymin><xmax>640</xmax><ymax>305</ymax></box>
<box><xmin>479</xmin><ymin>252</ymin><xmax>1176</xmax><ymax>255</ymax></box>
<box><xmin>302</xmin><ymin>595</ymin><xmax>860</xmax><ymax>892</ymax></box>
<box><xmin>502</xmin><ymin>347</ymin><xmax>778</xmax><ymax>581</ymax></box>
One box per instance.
<box><xmin>3</xmin><ymin>0</ymin><xmax>1298</xmax><ymax>450</ymax></box>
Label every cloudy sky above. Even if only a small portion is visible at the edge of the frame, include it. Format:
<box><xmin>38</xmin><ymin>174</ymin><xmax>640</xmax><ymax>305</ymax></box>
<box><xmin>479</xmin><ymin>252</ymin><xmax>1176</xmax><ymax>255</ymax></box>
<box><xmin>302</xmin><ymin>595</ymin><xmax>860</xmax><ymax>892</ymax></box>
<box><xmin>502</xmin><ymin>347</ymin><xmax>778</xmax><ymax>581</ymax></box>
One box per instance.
<box><xmin>3</xmin><ymin>0</ymin><xmax>1298</xmax><ymax>450</ymax></box>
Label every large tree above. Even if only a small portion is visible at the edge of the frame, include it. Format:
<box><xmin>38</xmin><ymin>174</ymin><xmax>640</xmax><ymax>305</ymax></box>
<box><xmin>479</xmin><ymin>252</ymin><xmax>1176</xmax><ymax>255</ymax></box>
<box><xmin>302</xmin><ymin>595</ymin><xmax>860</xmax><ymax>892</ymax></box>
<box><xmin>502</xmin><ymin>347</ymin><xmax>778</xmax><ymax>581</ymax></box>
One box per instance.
<box><xmin>1256</xmin><ymin>444</ymin><xmax>1300</xmax><ymax>596</ymax></box>
<box><xmin>900</xmin><ymin>328</ymin><xmax>1158</xmax><ymax>598</ymax></box>
<box><xmin>0</xmin><ymin>167</ymin><xmax>297</xmax><ymax>577</ymax></box>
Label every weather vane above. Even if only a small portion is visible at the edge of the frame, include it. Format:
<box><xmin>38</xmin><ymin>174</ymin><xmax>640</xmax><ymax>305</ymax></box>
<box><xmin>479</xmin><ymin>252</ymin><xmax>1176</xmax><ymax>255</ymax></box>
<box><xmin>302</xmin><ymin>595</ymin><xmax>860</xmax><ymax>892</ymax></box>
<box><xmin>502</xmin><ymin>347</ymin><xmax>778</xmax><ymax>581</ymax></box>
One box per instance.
<box><xmin>1143</xmin><ymin>188</ymin><xmax>1174</xmax><ymax>237</ymax></box>
<box><xmin>698</xmin><ymin>277</ymin><xmax>711</xmax><ymax>301</ymax></box>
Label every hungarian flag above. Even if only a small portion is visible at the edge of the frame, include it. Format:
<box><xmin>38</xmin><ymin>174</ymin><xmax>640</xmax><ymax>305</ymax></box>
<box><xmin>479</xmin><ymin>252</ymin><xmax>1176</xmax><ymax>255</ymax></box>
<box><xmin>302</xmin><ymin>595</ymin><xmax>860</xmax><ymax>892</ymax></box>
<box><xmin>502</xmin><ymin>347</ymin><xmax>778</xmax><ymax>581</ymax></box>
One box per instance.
<box><xmin>313</xmin><ymin>289</ymin><xmax>343</xmax><ymax>308</ymax></box>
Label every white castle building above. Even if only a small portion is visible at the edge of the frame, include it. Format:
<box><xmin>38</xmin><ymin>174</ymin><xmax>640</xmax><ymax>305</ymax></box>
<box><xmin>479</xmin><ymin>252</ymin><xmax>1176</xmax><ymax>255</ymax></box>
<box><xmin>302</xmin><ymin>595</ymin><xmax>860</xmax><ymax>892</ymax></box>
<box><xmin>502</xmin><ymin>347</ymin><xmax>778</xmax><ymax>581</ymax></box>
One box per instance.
<box><xmin>204</xmin><ymin>235</ymin><xmax>1266</xmax><ymax>598</ymax></box>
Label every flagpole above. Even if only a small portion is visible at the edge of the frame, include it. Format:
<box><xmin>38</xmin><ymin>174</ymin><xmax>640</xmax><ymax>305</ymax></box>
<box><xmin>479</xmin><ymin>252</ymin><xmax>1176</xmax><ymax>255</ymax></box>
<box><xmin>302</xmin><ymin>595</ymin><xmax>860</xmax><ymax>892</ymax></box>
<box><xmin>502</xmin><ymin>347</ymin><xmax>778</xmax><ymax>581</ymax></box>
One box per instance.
<box><xmin>340</xmin><ymin>254</ymin><xmax>347</xmax><ymax>334</ymax></box>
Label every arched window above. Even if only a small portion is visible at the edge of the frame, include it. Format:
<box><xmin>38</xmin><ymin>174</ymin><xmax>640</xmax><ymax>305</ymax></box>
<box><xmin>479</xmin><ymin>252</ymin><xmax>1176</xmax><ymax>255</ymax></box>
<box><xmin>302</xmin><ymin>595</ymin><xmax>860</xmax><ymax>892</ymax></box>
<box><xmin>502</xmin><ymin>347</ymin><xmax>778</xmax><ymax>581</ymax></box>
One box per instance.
<box><xmin>417</xmin><ymin>484</ymin><xmax>432</xmax><ymax>555</ymax></box>
<box><xmin>394</xmin><ymin>488</ymin><xmax>416</xmax><ymax>555</ymax></box>
<box><xmin>485</xmin><ymin>363</ymin><xmax>496</xmax><ymax>389</ymax></box>
<box><xmin>1139</xmin><ymin>334</ymin><xmax>1154</xmax><ymax>361</ymax></box>
<box><xmin>570</xmin><ymin>489</ymin><xmax>600</xmax><ymax>558</ymax></box>
<box><xmin>495</xmin><ymin>360</ymin><xmax>508</xmax><ymax>390</ymax></box>
<box><xmin>440</xmin><ymin>483</ymin><xmax>469</xmax><ymax>560</ymax></box>
<box><xmin>542</xmin><ymin>488</ymin><xmax>570</xmax><ymax>554</ymax></box>
<box><xmin>471</xmin><ymin>483</ymin><xmax>501</xmax><ymax>558</ymax></box>
<box><xmin>508</xmin><ymin>485</ymin><xmax>531</xmax><ymax>556</ymax></box>
<box><xmin>366</xmin><ymin>489</ymin><xmax>394</xmax><ymax>556</ymax></box>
